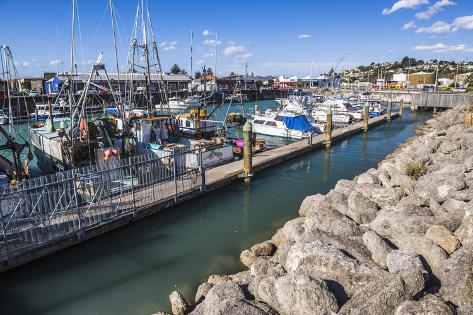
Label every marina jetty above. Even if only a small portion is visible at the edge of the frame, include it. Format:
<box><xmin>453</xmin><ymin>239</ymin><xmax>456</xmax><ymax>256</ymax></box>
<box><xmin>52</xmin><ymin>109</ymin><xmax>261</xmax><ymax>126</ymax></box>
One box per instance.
<box><xmin>160</xmin><ymin>102</ymin><xmax>473</xmax><ymax>315</ymax></box>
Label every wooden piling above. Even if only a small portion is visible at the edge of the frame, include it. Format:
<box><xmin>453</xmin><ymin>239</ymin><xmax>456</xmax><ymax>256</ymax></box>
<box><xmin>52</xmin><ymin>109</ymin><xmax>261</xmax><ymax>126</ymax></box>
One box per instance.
<box><xmin>48</xmin><ymin>97</ymin><xmax>55</xmax><ymax>132</ymax></box>
<box><xmin>387</xmin><ymin>101</ymin><xmax>392</xmax><ymax>122</ymax></box>
<box><xmin>363</xmin><ymin>104</ymin><xmax>369</xmax><ymax>132</ymax></box>
<box><xmin>243</xmin><ymin>121</ymin><xmax>253</xmax><ymax>182</ymax></box>
<box><xmin>399</xmin><ymin>99</ymin><xmax>404</xmax><ymax>116</ymax></box>
<box><xmin>325</xmin><ymin>108</ymin><xmax>332</xmax><ymax>148</ymax></box>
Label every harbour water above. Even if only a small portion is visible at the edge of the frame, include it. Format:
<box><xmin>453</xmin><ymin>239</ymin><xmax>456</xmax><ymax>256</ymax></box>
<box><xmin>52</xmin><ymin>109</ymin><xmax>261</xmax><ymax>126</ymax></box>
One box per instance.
<box><xmin>0</xmin><ymin>108</ymin><xmax>429</xmax><ymax>315</ymax></box>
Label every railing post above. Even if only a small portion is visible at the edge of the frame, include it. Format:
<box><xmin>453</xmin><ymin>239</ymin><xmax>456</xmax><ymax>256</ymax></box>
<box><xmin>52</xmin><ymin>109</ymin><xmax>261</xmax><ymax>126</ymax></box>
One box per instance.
<box><xmin>0</xmin><ymin>211</ymin><xmax>12</xmax><ymax>264</ymax></box>
<box><xmin>173</xmin><ymin>148</ymin><xmax>179</xmax><ymax>201</ymax></box>
<box><xmin>363</xmin><ymin>104</ymin><xmax>369</xmax><ymax>132</ymax></box>
<box><xmin>243</xmin><ymin>121</ymin><xmax>253</xmax><ymax>183</ymax></box>
<box><xmin>325</xmin><ymin>107</ymin><xmax>332</xmax><ymax>148</ymax></box>
<box><xmin>130</xmin><ymin>162</ymin><xmax>137</xmax><ymax>212</ymax></box>
<box><xmin>198</xmin><ymin>145</ymin><xmax>206</xmax><ymax>192</ymax></box>
<box><xmin>72</xmin><ymin>169</ymin><xmax>84</xmax><ymax>237</ymax></box>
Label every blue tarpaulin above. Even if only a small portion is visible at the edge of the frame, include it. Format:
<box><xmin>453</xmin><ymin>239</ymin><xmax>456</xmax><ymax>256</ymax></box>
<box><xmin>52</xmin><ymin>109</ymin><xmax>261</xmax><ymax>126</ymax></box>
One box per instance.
<box><xmin>44</xmin><ymin>76</ymin><xmax>62</xmax><ymax>94</ymax></box>
<box><xmin>282</xmin><ymin>115</ymin><xmax>314</xmax><ymax>132</ymax></box>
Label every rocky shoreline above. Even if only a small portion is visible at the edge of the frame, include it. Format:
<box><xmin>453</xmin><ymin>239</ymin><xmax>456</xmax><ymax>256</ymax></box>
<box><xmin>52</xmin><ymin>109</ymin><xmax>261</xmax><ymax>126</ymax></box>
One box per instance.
<box><xmin>158</xmin><ymin>104</ymin><xmax>473</xmax><ymax>315</ymax></box>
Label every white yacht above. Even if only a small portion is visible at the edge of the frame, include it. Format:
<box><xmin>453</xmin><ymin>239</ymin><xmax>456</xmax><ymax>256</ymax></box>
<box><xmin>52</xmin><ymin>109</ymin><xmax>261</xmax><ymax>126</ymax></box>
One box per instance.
<box><xmin>166</xmin><ymin>97</ymin><xmax>188</xmax><ymax>111</ymax></box>
<box><xmin>184</xmin><ymin>95</ymin><xmax>202</xmax><ymax>107</ymax></box>
<box><xmin>312</xmin><ymin>100</ymin><xmax>359</xmax><ymax>124</ymax></box>
<box><xmin>251</xmin><ymin>108</ymin><xmax>317</xmax><ymax>139</ymax></box>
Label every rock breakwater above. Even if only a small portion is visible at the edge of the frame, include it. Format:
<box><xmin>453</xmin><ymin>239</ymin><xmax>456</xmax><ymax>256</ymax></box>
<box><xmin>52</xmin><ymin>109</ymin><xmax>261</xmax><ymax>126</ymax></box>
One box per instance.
<box><xmin>159</xmin><ymin>104</ymin><xmax>473</xmax><ymax>315</ymax></box>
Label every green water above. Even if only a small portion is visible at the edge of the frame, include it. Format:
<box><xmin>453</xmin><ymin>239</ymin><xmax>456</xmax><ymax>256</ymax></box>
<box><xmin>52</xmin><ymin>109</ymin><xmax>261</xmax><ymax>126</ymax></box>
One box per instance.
<box><xmin>0</xmin><ymin>108</ymin><xmax>430</xmax><ymax>315</ymax></box>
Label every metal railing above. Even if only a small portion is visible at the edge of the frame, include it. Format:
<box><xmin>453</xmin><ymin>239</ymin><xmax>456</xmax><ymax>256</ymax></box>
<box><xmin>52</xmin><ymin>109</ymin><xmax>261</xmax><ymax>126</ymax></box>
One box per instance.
<box><xmin>0</xmin><ymin>147</ymin><xmax>205</xmax><ymax>263</ymax></box>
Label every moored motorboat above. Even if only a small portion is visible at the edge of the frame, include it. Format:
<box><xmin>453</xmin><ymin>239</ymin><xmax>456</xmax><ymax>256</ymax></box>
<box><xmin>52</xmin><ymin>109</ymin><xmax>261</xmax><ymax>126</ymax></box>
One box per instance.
<box><xmin>251</xmin><ymin>108</ymin><xmax>316</xmax><ymax>139</ymax></box>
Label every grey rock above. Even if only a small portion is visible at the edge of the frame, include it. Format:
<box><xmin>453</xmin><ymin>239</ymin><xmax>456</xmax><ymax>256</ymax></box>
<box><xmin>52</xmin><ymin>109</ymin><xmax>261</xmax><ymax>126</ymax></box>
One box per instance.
<box><xmin>378</xmin><ymin>170</ymin><xmax>392</xmax><ymax>188</ymax></box>
<box><xmin>284</xmin><ymin>240</ymin><xmax>386</xmax><ymax>295</ymax></box>
<box><xmin>346</xmin><ymin>191</ymin><xmax>379</xmax><ymax>224</ymax></box>
<box><xmin>271</xmin><ymin>217</ymin><xmax>305</xmax><ymax>246</ymax></box>
<box><xmin>443</xmin><ymin>198</ymin><xmax>466</xmax><ymax>220</ymax></box>
<box><xmin>338</xmin><ymin>275</ymin><xmax>416</xmax><ymax>315</ymax></box>
<box><xmin>439</xmin><ymin>243</ymin><xmax>473</xmax><ymax>308</ymax></box>
<box><xmin>240</xmin><ymin>250</ymin><xmax>257</xmax><ymax>268</ymax></box>
<box><xmin>394</xmin><ymin>295</ymin><xmax>453</xmax><ymax>315</ymax></box>
<box><xmin>195</xmin><ymin>282</ymin><xmax>213</xmax><ymax>303</ymax></box>
<box><xmin>169</xmin><ymin>291</ymin><xmax>189</xmax><ymax>315</ymax></box>
<box><xmin>362</xmin><ymin>230</ymin><xmax>392</xmax><ymax>268</ymax></box>
<box><xmin>334</xmin><ymin>179</ymin><xmax>356</xmax><ymax>196</ymax></box>
<box><xmin>356</xmin><ymin>170</ymin><xmax>380</xmax><ymax>185</ymax></box>
<box><xmin>257</xmin><ymin>274</ymin><xmax>339</xmax><ymax>315</ymax></box>
<box><xmin>394</xmin><ymin>235</ymin><xmax>448</xmax><ymax>277</ymax></box>
<box><xmin>455</xmin><ymin>201</ymin><xmax>473</xmax><ymax>244</ymax></box>
<box><xmin>299</xmin><ymin>194</ymin><xmax>328</xmax><ymax>217</ymax></box>
<box><xmin>386</xmin><ymin>250</ymin><xmax>428</xmax><ymax>295</ymax></box>
<box><xmin>229</xmin><ymin>271</ymin><xmax>253</xmax><ymax>285</ymax></box>
<box><xmin>250</xmin><ymin>241</ymin><xmax>276</xmax><ymax>257</ymax></box>
<box><xmin>249</xmin><ymin>258</ymin><xmax>285</xmax><ymax>279</ymax></box>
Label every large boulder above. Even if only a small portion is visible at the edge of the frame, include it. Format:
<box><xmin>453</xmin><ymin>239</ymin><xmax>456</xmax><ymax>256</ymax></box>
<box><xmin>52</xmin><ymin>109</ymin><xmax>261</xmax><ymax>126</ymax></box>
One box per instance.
<box><xmin>299</xmin><ymin>194</ymin><xmax>328</xmax><ymax>217</ymax></box>
<box><xmin>284</xmin><ymin>241</ymin><xmax>386</xmax><ymax>295</ymax></box>
<box><xmin>169</xmin><ymin>291</ymin><xmax>189</xmax><ymax>315</ymax></box>
<box><xmin>439</xmin><ymin>243</ymin><xmax>473</xmax><ymax>308</ymax></box>
<box><xmin>190</xmin><ymin>280</ymin><xmax>277</xmax><ymax>315</ymax></box>
<box><xmin>455</xmin><ymin>201</ymin><xmax>473</xmax><ymax>244</ymax></box>
<box><xmin>395</xmin><ymin>295</ymin><xmax>453</xmax><ymax>315</ymax></box>
<box><xmin>386</xmin><ymin>250</ymin><xmax>428</xmax><ymax>294</ymax></box>
<box><xmin>394</xmin><ymin>235</ymin><xmax>448</xmax><ymax>277</ymax></box>
<box><xmin>303</xmin><ymin>205</ymin><xmax>364</xmax><ymax>238</ymax></box>
<box><xmin>251</xmin><ymin>241</ymin><xmax>276</xmax><ymax>257</ymax></box>
<box><xmin>240</xmin><ymin>250</ymin><xmax>257</xmax><ymax>268</ymax></box>
<box><xmin>271</xmin><ymin>218</ymin><xmax>305</xmax><ymax>246</ymax></box>
<box><xmin>346</xmin><ymin>191</ymin><xmax>379</xmax><ymax>224</ymax></box>
<box><xmin>425</xmin><ymin>225</ymin><xmax>461</xmax><ymax>254</ymax></box>
<box><xmin>338</xmin><ymin>275</ymin><xmax>414</xmax><ymax>315</ymax></box>
<box><xmin>362</xmin><ymin>230</ymin><xmax>392</xmax><ymax>269</ymax></box>
<box><xmin>256</xmin><ymin>274</ymin><xmax>339</xmax><ymax>315</ymax></box>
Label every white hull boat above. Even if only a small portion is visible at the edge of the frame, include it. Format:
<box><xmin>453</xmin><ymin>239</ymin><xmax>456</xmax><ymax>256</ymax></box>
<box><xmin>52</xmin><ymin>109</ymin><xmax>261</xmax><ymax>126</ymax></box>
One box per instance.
<box><xmin>252</xmin><ymin>109</ymin><xmax>316</xmax><ymax>140</ymax></box>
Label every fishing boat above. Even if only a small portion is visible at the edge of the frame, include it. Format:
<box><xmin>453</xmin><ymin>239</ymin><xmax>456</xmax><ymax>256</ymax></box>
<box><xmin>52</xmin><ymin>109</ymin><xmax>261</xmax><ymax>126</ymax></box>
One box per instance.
<box><xmin>31</xmin><ymin>103</ymin><xmax>65</xmax><ymax>120</ymax></box>
<box><xmin>251</xmin><ymin>108</ymin><xmax>316</xmax><ymax>139</ymax></box>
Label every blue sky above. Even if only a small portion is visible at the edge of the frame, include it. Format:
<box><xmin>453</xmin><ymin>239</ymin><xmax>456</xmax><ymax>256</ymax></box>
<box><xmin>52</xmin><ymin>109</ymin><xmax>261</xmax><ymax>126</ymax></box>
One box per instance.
<box><xmin>1</xmin><ymin>0</ymin><xmax>472</xmax><ymax>77</ymax></box>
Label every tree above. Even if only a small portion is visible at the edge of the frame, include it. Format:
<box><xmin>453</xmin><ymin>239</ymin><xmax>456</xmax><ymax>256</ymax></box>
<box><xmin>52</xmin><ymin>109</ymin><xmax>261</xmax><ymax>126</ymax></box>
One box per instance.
<box><xmin>194</xmin><ymin>71</ymin><xmax>202</xmax><ymax>79</ymax></box>
<box><xmin>267</xmin><ymin>79</ymin><xmax>274</xmax><ymax>87</ymax></box>
<box><xmin>207</xmin><ymin>67</ymin><xmax>214</xmax><ymax>76</ymax></box>
<box><xmin>229</xmin><ymin>71</ymin><xmax>236</xmax><ymax>76</ymax></box>
<box><xmin>170</xmin><ymin>64</ymin><xmax>182</xmax><ymax>74</ymax></box>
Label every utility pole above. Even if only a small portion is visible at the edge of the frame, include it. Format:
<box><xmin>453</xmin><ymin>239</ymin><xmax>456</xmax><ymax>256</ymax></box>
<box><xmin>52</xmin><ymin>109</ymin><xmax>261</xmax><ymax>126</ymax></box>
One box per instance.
<box><xmin>245</xmin><ymin>63</ymin><xmax>248</xmax><ymax>90</ymax></box>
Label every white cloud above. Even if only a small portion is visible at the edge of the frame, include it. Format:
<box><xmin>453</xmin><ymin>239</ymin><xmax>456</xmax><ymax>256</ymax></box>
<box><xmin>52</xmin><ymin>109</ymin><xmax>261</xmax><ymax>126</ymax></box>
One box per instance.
<box><xmin>202</xmin><ymin>29</ymin><xmax>211</xmax><ymax>36</ymax></box>
<box><xmin>81</xmin><ymin>60</ymin><xmax>95</xmax><ymax>65</ymax></box>
<box><xmin>164</xmin><ymin>46</ymin><xmax>175</xmax><ymax>51</ymax></box>
<box><xmin>224</xmin><ymin>45</ymin><xmax>245</xmax><ymax>56</ymax></box>
<box><xmin>22</xmin><ymin>61</ymin><xmax>31</xmax><ymax>67</ymax></box>
<box><xmin>169</xmin><ymin>41</ymin><xmax>178</xmax><ymax>46</ymax></box>
<box><xmin>196</xmin><ymin>59</ymin><xmax>204</xmax><ymax>65</ymax></box>
<box><xmin>415</xmin><ymin>15</ymin><xmax>473</xmax><ymax>33</ymax></box>
<box><xmin>203</xmin><ymin>39</ymin><xmax>221</xmax><ymax>47</ymax></box>
<box><xmin>413</xmin><ymin>42</ymin><xmax>472</xmax><ymax>53</ymax></box>
<box><xmin>416</xmin><ymin>21</ymin><xmax>452</xmax><ymax>33</ymax></box>
<box><xmin>451</xmin><ymin>15</ymin><xmax>473</xmax><ymax>31</ymax></box>
<box><xmin>403</xmin><ymin>21</ymin><xmax>417</xmax><ymax>29</ymax></box>
<box><xmin>203</xmin><ymin>53</ymin><xmax>214</xmax><ymax>58</ymax></box>
<box><xmin>297</xmin><ymin>34</ymin><xmax>311</xmax><ymax>39</ymax></box>
<box><xmin>159</xmin><ymin>41</ymin><xmax>168</xmax><ymax>47</ymax></box>
<box><xmin>160</xmin><ymin>41</ymin><xmax>178</xmax><ymax>51</ymax></box>
<box><xmin>382</xmin><ymin>0</ymin><xmax>429</xmax><ymax>15</ymax></box>
<box><xmin>49</xmin><ymin>59</ymin><xmax>62</xmax><ymax>66</ymax></box>
<box><xmin>415</xmin><ymin>0</ymin><xmax>456</xmax><ymax>20</ymax></box>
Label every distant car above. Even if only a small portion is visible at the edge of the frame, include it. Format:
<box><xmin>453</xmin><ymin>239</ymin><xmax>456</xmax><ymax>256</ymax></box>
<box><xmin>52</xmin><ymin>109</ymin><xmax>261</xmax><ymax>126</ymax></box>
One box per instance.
<box><xmin>452</xmin><ymin>88</ymin><xmax>466</xmax><ymax>93</ymax></box>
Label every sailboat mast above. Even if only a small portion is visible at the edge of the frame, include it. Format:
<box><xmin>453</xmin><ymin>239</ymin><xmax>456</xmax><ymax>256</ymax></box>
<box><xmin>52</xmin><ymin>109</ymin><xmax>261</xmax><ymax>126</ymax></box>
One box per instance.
<box><xmin>190</xmin><ymin>30</ymin><xmax>193</xmax><ymax>79</ymax></box>
<box><xmin>69</xmin><ymin>0</ymin><xmax>76</xmax><ymax>146</ymax></box>
<box><xmin>2</xmin><ymin>47</ymin><xmax>13</xmax><ymax>135</ymax></box>
<box><xmin>108</xmin><ymin>0</ymin><xmax>123</xmax><ymax>109</ymax></box>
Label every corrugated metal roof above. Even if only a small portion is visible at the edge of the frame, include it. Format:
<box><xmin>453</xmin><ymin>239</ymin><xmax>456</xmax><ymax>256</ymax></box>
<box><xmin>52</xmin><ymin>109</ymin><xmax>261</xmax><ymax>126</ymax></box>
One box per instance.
<box><xmin>57</xmin><ymin>72</ymin><xmax>192</xmax><ymax>82</ymax></box>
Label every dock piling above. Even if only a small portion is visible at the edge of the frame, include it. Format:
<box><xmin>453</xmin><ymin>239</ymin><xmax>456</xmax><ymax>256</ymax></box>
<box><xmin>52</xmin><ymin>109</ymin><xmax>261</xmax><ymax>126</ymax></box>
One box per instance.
<box><xmin>243</xmin><ymin>121</ymin><xmax>253</xmax><ymax>182</ymax></box>
<box><xmin>325</xmin><ymin>107</ymin><xmax>332</xmax><ymax>148</ymax></box>
<box><xmin>363</xmin><ymin>104</ymin><xmax>369</xmax><ymax>132</ymax></box>
<box><xmin>400</xmin><ymin>99</ymin><xmax>404</xmax><ymax>116</ymax></box>
<box><xmin>48</xmin><ymin>97</ymin><xmax>56</xmax><ymax>132</ymax></box>
<box><xmin>387</xmin><ymin>101</ymin><xmax>392</xmax><ymax>122</ymax></box>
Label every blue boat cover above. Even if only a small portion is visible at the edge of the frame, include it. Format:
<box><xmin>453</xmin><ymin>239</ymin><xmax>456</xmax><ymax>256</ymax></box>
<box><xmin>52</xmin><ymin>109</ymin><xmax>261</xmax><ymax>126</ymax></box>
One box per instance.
<box><xmin>282</xmin><ymin>116</ymin><xmax>314</xmax><ymax>132</ymax></box>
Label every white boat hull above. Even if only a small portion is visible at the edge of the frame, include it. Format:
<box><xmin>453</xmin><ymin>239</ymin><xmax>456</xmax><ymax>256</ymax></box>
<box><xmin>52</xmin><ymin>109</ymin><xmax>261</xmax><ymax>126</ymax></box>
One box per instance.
<box><xmin>252</xmin><ymin>123</ymin><xmax>307</xmax><ymax>139</ymax></box>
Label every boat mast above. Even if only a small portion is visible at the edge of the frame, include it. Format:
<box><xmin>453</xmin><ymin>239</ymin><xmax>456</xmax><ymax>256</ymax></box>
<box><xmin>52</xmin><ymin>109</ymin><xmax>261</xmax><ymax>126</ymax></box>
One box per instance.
<box><xmin>69</xmin><ymin>0</ymin><xmax>76</xmax><ymax>149</ymax></box>
<box><xmin>190</xmin><ymin>30</ymin><xmax>193</xmax><ymax>80</ymax></box>
<box><xmin>1</xmin><ymin>46</ymin><xmax>13</xmax><ymax>136</ymax></box>
<box><xmin>141</xmin><ymin>0</ymin><xmax>153</xmax><ymax>110</ymax></box>
<box><xmin>108</xmin><ymin>0</ymin><xmax>123</xmax><ymax>112</ymax></box>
